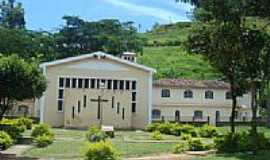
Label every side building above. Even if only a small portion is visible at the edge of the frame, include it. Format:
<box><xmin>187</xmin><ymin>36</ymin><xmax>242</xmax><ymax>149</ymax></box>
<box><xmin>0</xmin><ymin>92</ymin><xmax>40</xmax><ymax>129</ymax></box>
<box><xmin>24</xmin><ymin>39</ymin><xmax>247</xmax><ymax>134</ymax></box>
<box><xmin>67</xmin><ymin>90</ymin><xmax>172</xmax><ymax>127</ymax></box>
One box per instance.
<box><xmin>152</xmin><ymin>79</ymin><xmax>252</xmax><ymax>125</ymax></box>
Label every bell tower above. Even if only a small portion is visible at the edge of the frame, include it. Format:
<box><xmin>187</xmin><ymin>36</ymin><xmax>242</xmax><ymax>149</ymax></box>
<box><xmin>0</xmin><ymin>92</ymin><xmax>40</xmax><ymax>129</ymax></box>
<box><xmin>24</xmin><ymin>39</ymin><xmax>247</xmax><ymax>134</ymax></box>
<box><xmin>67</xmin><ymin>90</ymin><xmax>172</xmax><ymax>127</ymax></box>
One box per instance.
<box><xmin>120</xmin><ymin>52</ymin><xmax>137</xmax><ymax>63</ymax></box>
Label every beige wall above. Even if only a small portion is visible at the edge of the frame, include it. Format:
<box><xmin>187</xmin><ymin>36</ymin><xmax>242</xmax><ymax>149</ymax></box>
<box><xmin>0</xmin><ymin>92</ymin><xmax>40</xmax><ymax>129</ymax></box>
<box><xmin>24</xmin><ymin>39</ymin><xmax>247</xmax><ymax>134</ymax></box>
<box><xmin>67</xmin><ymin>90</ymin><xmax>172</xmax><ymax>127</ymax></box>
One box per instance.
<box><xmin>7</xmin><ymin>99</ymin><xmax>36</xmax><ymax>117</ymax></box>
<box><xmin>152</xmin><ymin>87</ymin><xmax>252</xmax><ymax>125</ymax></box>
<box><xmin>40</xmin><ymin>57</ymin><xmax>152</xmax><ymax>129</ymax></box>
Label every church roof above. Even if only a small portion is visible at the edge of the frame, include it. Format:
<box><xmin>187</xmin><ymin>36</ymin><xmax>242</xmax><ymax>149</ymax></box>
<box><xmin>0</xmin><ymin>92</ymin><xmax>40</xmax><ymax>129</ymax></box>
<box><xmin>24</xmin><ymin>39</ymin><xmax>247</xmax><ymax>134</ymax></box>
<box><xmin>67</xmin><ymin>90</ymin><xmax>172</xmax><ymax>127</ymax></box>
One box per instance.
<box><xmin>40</xmin><ymin>51</ymin><xmax>156</xmax><ymax>73</ymax></box>
<box><xmin>153</xmin><ymin>78</ymin><xmax>230</xmax><ymax>90</ymax></box>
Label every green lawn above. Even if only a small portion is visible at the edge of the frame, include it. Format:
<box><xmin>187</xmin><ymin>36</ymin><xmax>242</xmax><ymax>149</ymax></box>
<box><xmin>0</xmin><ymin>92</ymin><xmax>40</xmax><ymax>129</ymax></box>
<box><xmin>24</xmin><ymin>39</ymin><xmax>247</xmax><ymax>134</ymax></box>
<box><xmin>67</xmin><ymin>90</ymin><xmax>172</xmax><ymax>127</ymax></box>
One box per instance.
<box><xmin>22</xmin><ymin>127</ymin><xmax>270</xmax><ymax>159</ymax></box>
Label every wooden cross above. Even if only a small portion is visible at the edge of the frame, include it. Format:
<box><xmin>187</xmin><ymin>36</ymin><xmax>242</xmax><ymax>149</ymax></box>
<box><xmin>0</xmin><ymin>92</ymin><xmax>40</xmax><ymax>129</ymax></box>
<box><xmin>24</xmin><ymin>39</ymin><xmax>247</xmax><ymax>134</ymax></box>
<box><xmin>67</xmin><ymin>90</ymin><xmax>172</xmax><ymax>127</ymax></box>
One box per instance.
<box><xmin>91</xmin><ymin>96</ymin><xmax>108</xmax><ymax>126</ymax></box>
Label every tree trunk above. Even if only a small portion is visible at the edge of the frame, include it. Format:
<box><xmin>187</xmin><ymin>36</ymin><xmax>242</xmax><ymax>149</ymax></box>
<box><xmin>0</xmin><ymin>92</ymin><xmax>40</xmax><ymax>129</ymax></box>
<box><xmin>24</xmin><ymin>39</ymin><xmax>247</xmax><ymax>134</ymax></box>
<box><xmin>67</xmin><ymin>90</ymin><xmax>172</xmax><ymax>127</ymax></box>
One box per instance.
<box><xmin>267</xmin><ymin>99</ymin><xmax>270</xmax><ymax>128</ymax></box>
<box><xmin>251</xmin><ymin>81</ymin><xmax>258</xmax><ymax>134</ymax></box>
<box><xmin>231</xmin><ymin>95</ymin><xmax>237</xmax><ymax>133</ymax></box>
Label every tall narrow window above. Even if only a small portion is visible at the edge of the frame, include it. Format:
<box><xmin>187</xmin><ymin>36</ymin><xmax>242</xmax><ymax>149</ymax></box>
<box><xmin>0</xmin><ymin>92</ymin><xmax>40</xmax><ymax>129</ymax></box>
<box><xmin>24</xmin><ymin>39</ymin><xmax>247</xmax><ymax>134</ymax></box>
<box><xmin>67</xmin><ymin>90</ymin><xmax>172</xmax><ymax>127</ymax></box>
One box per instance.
<box><xmin>78</xmin><ymin>79</ymin><xmax>83</xmax><ymax>88</ymax></box>
<box><xmin>58</xmin><ymin>89</ymin><xmax>64</xmax><ymax>99</ymax></box>
<box><xmin>78</xmin><ymin>101</ymin><xmax>81</xmax><ymax>113</ymax></box>
<box><xmin>126</xmin><ymin>81</ymin><xmax>130</xmax><ymax>90</ymax></box>
<box><xmin>122</xmin><ymin>108</ymin><xmax>125</xmax><ymax>120</ymax></box>
<box><xmin>58</xmin><ymin>100</ymin><xmax>63</xmax><ymax>112</ymax></box>
<box><xmin>91</xmin><ymin>79</ymin><xmax>96</xmax><ymax>89</ymax></box>
<box><xmin>132</xmin><ymin>81</ymin><xmax>136</xmax><ymax>90</ymax></box>
<box><xmin>119</xmin><ymin>80</ymin><xmax>124</xmax><ymax>90</ymax></box>
<box><xmin>117</xmin><ymin>102</ymin><xmax>120</xmax><ymax>114</ymax></box>
<box><xmin>132</xmin><ymin>92</ymin><xmax>136</xmax><ymax>101</ymax></box>
<box><xmin>72</xmin><ymin>106</ymin><xmax>75</xmax><ymax>119</ymax></box>
<box><xmin>83</xmin><ymin>95</ymin><xmax>87</xmax><ymax>108</ymax></box>
<box><xmin>132</xmin><ymin>103</ymin><xmax>136</xmax><ymax>113</ymax></box>
<box><xmin>65</xmin><ymin>78</ymin><xmax>71</xmax><ymax>88</ymax></box>
<box><xmin>72</xmin><ymin>78</ymin><xmax>77</xmax><ymax>88</ymax></box>
<box><xmin>205</xmin><ymin>90</ymin><xmax>214</xmax><ymax>99</ymax></box>
<box><xmin>226</xmin><ymin>91</ymin><xmax>232</xmax><ymax>99</ymax></box>
<box><xmin>107</xmin><ymin>80</ymin><xmax>112</xmax><ymax>89</ymax></box>
<box><xmin>97</xmin><ymin>79</ymin><xmax>100</xmax><ymax>89</ymax></box>
<box><xmin>112</xmin><ymin>96</ymin><xmax>115</xmax><ymax>108</ymax></box>
<box><xmin>59</xmin><ymin>77</ymin><xmax>64</xmax><ymax>87</ymax></box>
<box><xmin>84</xmin><ymin>79</ymin><xmax>89</xmax><ymax>88</ymax></box>
<box><xmin>194</xmin><ymin>110</ymin><xmax>203</xmax><ymax>120</ymax></box>
<box><xmin>113</xmin><ymin>80</ymin><xmax>118</xmax><ymax>90</ymax></box>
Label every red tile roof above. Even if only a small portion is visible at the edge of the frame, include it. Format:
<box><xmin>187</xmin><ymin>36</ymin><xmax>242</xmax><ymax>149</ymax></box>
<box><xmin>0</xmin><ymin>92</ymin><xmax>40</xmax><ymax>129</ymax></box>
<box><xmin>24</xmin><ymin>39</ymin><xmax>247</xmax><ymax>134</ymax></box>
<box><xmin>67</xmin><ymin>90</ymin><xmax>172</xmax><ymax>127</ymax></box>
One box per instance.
<box><xmin>153</xmin><ymin>79</ymin><xmax>230</xmax><ymax>89</ymax></box>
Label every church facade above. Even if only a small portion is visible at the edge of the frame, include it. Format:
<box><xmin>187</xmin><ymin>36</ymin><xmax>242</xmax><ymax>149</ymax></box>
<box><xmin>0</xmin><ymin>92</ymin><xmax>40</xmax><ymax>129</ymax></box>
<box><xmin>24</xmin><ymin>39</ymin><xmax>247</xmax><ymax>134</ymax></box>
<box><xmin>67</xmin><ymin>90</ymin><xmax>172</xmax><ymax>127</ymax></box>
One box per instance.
<box><xmin>32</xmin><ymin>51</ymin><xmax>253</xmax><ymax>129</ymax></box>
<box><xmin>38</xmin><ymin>52</ymin><xmax>155</xmax><ymax>129</ymax></box>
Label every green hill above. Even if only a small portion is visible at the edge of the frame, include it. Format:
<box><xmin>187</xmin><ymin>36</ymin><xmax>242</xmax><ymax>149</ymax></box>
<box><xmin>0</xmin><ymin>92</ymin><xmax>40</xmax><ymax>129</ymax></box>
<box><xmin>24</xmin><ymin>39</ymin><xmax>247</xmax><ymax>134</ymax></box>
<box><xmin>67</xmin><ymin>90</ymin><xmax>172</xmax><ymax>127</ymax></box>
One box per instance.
<box><xmin>138</xmin><ymin>22</ymin><xmax>220</xmax><ymax>80</ymax></box>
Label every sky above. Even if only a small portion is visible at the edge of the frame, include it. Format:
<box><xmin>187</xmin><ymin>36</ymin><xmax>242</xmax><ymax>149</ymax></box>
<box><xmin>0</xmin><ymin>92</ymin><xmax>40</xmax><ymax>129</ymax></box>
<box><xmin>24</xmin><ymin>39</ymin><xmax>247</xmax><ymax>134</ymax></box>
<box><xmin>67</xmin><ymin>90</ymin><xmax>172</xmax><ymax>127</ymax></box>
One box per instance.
<box><xmin>16</xmin><ymin>0</ymin><xmax>193</xmax><ymax>32</ymax></box>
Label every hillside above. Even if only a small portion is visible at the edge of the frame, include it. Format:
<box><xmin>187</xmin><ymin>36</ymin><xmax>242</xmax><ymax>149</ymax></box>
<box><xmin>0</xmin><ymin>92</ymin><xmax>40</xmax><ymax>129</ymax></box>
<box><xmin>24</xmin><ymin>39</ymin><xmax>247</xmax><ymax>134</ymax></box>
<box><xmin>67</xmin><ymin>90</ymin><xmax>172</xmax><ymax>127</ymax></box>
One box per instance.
<box><xmin>138</xmin><ymin>22</ymin><xmax>220</xmax><ymax>80</ymax></box>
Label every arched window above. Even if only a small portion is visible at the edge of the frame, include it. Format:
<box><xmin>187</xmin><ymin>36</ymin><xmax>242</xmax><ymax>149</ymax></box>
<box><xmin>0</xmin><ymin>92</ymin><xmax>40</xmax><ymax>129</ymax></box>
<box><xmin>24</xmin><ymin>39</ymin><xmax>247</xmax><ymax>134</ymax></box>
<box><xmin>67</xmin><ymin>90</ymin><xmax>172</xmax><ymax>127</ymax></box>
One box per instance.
<box><xmin>205</xmin><ymin>90</ymin><xmax>214</xmax><ymax>99</ymax></box>
<box><xmin>175</xmin><ymin>110</ymin><xmax>180</xmax><ymax>122</ymax></box>
<box><xmin>226</xmin><ymin>91</ymin><xmax>232</xmax><ymax>99</ymax></box>
<box><xmin>194</xmin><ymin>110</ymin><xmax>203</xmax><ymax>120</ymax></box>
<box><xmin>152</xmin><ymin>109</ymin><xmax>161</xmax><ymax>120</ymax></box>
<box><xmin>184</xmin><ymin>90</ymin><xmax>193</xmax><ymax>98</ymax></box>
<box><xmin>161</xmin><ymin>89</ymin><xmax>170</xmax><ymax>98</ymax></box>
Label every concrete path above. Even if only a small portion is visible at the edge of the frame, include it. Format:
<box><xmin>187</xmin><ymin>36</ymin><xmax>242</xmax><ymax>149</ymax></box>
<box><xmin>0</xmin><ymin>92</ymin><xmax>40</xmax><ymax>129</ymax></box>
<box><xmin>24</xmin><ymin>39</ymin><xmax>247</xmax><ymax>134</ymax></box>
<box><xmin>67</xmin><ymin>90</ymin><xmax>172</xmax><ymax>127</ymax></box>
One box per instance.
<box><xmin>125</xmin><ymin>154</ymin><xmax>193</xmax><ymax>160</ymax></box>
<box><xmin>0</xmin><ymin>144</ymin><xmax>32</xmax><ymax>156</ymax></box>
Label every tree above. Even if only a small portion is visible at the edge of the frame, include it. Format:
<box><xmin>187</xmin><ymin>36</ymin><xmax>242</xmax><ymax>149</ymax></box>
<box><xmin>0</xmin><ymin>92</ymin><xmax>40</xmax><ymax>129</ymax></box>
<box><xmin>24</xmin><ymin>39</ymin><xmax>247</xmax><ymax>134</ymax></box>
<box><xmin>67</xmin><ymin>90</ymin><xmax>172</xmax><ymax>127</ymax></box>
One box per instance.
<box><xmin>0</xmin><ymin>55</ymin><xmax>47</xmax><ymax>119</ymax></box>
<box><xmin>0</xmin><ymin>0</ymin><xmax>25</xmax><ymax>29</ymax></box>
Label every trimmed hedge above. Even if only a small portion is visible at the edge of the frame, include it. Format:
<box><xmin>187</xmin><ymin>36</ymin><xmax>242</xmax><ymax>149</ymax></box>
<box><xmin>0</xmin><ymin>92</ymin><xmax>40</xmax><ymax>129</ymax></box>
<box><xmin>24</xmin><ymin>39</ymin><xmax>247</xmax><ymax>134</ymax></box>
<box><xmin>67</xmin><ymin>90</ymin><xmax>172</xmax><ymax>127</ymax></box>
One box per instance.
<box><xmin>0</xmin><ymin>118</ymin><xmax>25</xmax><ymax>140</ymax></box>
<box><xmin>85</xmin><ymin>141</ymin><xmax>119</xmax><ymax>160</ymax></box>
<box><xmin>86</xmin><ymin>126</ymin><xmax>107</xmax><ymax>142</ymax></box>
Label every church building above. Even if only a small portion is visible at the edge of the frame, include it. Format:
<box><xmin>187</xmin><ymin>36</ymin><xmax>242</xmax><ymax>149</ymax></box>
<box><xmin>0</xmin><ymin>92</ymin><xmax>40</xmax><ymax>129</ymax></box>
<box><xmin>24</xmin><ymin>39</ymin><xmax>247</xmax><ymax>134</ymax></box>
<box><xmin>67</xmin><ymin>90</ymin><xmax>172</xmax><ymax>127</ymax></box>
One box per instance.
<box><xmin>38</xmin><ymin>52</ymin><xmax>155</xmax><ymax>129</ymax></box>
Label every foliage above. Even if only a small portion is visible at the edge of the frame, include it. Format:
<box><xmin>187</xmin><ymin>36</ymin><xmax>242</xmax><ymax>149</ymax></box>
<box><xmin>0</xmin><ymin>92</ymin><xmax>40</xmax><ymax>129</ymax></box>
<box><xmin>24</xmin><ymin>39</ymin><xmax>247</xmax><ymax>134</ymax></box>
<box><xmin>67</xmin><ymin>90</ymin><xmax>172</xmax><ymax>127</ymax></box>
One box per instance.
<box><xmin>34</xmin><ymin>134</ymin><xmax>54</xmax><ymax>148</ymax></box>
<box><xmin>214</xmin><ymin>132</ymin><xmax>248</xmax><ymax>153</ymax></box>
<box><xmin>31</xmin><ymin>124</ymin><xmax>54</xmax><ymax>139</ymax></box>
<box><xmin>151</xmin><ymin>131</ymin><xmax>163</xmax><ymax>141</ymax></box>
<box><xmin>0</xmin><ymin>118</ymin><xmax>25</xmax><ymax>139</ymax></box>
<box><xmin>85</xmin><ymin>141</ymin><xmax>119</xmax><ymax>160</ymax></box>
<box><xmin>173</xmin><ymin>142</ymin><xmax>189</xmax><ymax>154</ymax></box>
<box><xmin>17</xmin><ymin>117</ymin><xmax>33</xmax><ymax>129</ymax></box>
<box><xmin>86</xmin><ymin>126</ymin><xmax>107</xmax><ymax>143</ymax></box>
<box><xmin>181</xmin><ymin>134</ymin><xmax>192</xmax><ymax>141</ymax></box>
<box><xmin>188</xmin><ymin>139</ymin><xmax>208</xmax><ymax>151</ymax></box>
<box><xmin>0</xmin><ymin>55</ymin><xmax>47</xmax><ymax>119</ymax></box>
<box><xmin>145</xmin><ymin>123</ymin><xmax>159</xmax><ymax>132</ymax></box>
<box><xmin>0</xmin><ymin>131</ymin><xmax>13</xmax><ymax>150</ymax></box>
<box><xmin>0</xmin><ymin>0</ymin><xmax>25</xmax><ymax>29</ymax></box>
<box><xmin>199</xmin><ymin>125</ymin><xmax>219</xmax><ymax>138</ymax></box>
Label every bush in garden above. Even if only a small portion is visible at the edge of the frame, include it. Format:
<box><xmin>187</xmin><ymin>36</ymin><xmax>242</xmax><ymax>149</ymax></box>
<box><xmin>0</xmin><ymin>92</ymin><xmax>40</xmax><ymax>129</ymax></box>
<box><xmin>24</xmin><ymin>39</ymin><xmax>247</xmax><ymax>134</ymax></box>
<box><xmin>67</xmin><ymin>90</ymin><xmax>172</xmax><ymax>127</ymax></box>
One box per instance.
<box><xmin>34</xmin><ymin>134</ymin><xmax>53</xmax><ymax>148</ymax></box>
<box><xmin>181</xmin><ymin>134</ymin><xmax>192</xmax><ymax>141</ymax></box>
<box><xmin>188</xmin><ymin>139</ymin><xmax>208</xmax><ymax>151</ymax></box>
<box><xmin>85</xmin><ymin>141</ymin><xmax>119</xmax><ymax>160</ymax></box>
<box><xmin>0</xmin><ymin>131</ymin><xmax>13</xmax><ymax>150</ymax></box>
<box><xmin>173</xmin><ymin>142</ymin><xmax>189</xmax><ymax>154</ymax></box>
<box><xmin>0</xmin><ymin>118</ymin><xmax>25</xmax><ymax>140</ymax></box>
<box><xmin>31</xmin><ymin>124</ymin><xmax>54</xmax><ymax>138</ymax></box>
<box><xmin>214</xmin><ymin>132</ymin><xmax>247</xmax><ymax>153</ymax></box>
<box><xmin>170</xmin><ymin>125</ymin><xmax>183</xmax><ymax>136</ymax></box>
<box><xmin>180</xmin><ymin>125</ymin><xmax>198</xmax><ymax>137</ymax></box>
<box><xmin>151</xmin><ymin>131</ymin><xmax>163</xmax><ymax>140</ymax></box>
<box><xmin>199</xmin><ymin>125</ymin><xmax>219</xmax><ymax>138</ymax></box>
<box><xmin>145</xmin><ymin>123</ymin><xmax>159</xmax><ymax>132</ymax></box>
<box><xmin>17</xmin><ymin>117</ymin><xmax>33</xmax><ymax>130</ymax></box>
<box><xmin>246</xmin><ymin>132</ymin><xmax>270</xmax><ymax>151</ymax></box>
<box><xmin>157</xmin><ymin>123</ymin><xmax>175</xmax><ymax>135</ymax></box>
<box><xmin>86</xmin><ymin>126</ymin><xmax>107</xmax><ymax>142</ymax></box>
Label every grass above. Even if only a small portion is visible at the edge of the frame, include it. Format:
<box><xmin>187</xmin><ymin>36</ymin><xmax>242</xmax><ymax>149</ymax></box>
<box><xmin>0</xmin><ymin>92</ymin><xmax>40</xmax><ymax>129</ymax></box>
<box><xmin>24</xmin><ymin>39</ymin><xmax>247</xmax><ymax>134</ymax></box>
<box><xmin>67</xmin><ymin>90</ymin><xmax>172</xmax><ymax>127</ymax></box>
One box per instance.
<box><xmin>138</xmin><ymin>46</ymin><xmax>220</xmax><ymax>80</ymax></box>
<box><xmin>22</xmin><ymin>126</ymin><xmax>270</xmax><ymax>159</ymax></box>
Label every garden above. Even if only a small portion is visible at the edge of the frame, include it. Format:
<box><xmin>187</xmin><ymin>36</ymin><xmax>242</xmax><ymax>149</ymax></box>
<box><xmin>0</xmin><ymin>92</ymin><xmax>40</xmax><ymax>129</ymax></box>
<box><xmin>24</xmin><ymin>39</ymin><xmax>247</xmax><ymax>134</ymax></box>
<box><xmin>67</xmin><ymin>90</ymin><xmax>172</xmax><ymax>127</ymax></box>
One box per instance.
<box><xmin>1</xmin><ymin>119</ymin><xmax>270</xmax><ymax>160</ymax></box>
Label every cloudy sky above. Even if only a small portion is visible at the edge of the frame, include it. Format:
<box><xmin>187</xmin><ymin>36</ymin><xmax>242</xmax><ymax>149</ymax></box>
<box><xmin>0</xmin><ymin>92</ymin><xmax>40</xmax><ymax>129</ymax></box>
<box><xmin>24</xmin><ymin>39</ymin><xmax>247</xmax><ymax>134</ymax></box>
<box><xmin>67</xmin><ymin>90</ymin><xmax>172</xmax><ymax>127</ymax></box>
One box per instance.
<box><xmin>17</xmin><ymin>0</ymin><xmax>193</xmax><ymax>32</ymax></box>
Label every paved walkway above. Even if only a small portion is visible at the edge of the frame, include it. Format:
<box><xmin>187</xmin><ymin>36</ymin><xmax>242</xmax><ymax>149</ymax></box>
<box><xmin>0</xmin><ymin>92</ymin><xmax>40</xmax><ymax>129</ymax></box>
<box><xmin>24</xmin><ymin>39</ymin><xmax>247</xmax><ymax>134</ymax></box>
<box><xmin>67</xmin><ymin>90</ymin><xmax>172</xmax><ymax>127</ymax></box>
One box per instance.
<box><xmin>125</xmin><ymin>154</ymin><xmax>193</xmax><ymax>160</ymax></box>
<box><xmin>0</xmin><ymin>144</ymin><xmax>32</xmax><ymax>156</ymax></box>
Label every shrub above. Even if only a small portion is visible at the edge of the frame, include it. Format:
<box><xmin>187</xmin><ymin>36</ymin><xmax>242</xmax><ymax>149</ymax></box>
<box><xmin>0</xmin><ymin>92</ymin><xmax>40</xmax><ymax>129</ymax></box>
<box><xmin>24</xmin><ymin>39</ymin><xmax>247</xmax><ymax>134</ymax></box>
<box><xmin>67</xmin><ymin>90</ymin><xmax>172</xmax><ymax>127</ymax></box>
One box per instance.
<box><xmin>145</xmin><ymin>123</ymin><xmax>159</xmax><ymax>132</ymax></box>
<box><xmin>246</xmin><ymin>132</ymin><xmax>270</xmax><ymax>151</ymax></box>
<box><xmin>214</xmin><ymin>132</ymin><xmax>247</xmax><ymax>153</ymax></box>
<box><xmin>151</xmin><ymin>131</ymin><xmax>163</xmax><ymax>140</ymax></box>
<box><xmin>86</xmin><ymin>126</ymin><xmax>107</xmax><ymax>142</ymax></box>
<box><xmin>17</xmin><ymin>117</ymin><xmax>33</xmax><ymax>130</ymax></box>
<box><xmin>173</xmin><ymin>142</ymin><xmax>188</xmax><ymax>154</ymax></box>
<box><xmin>180</xmin><ymin>125</ymin><xmax>197</xmax><ymax>137</ymax></box>
<box><xmin>0</xmin><ymin>118</ymin><xmax>25</xmax><ymax>139</ymax></box>
<box><xmin>85</xmin><ymin>141</ymin><xmax>119</xmax><ymax>160</ymax></box>
<box><xmin>170</xmin><ymin>125</ymin><xmax>183</xmax><ymax>136</ymax></box>
<box><xmin>157</xmin><ymin>123</ymin><xmax>174</xmax><ymax>135</ymax></box>
<box><xmin>34</xmin><ymin>134</ymin><xmax>53</xmax><ymax>148</ymax></box>
<box><xmin>181</xmin><ymin>134</ymin><xmax>192</xmax><ymax>141</ymax></box>
<box><xmin>199</xmin><ymin>125</ymin><xmax>219</xmax><ymax>138</ymax></box>
<box><xmin>31</xmin><ymin>124</ymin><xmax>54</xmax><ymax>138</ymax></box>
<box><xmin>188</xmin><ymin>139</ymin><xmax>208</xmax><ymax>151</ymax></box>
<box><xmin>0</xmin><ymin>131</ymin><xmax>13</xmax><ymax>150</ymax></box>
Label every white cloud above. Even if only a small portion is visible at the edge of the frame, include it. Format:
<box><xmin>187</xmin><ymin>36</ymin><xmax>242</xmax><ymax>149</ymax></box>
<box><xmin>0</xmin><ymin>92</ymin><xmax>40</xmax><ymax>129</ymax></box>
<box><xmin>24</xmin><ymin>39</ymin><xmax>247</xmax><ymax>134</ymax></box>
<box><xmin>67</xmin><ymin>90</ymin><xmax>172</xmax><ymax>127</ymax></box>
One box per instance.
<box><xmin>103</xmin><ymin>0</ymin><xmax>189</xmax><ymax>22</ymax></box>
